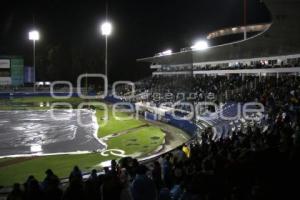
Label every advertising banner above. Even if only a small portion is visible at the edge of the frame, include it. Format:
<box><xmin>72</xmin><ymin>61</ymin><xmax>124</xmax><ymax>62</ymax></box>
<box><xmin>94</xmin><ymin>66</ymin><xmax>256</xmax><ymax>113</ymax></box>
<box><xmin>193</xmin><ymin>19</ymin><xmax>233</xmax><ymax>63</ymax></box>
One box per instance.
<box><xmin>0</xmin><ymin>59</ymin><xmax>10</xmax><ymax>69</ymax></box>
<box><xmin>24</xmin><ymin>66</ymin><xmax>35</xmax><ymax>83</ymax></box>
<box><xmin>0</xmin><ymin>77</ymin><xmax>12</xmax><ymax>85</ymax></box>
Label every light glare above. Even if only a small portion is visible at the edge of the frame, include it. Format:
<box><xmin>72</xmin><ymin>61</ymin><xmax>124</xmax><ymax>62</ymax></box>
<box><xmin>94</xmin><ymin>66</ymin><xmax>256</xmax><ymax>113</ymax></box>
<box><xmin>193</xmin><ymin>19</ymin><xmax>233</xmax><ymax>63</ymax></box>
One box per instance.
<box><xmin>162</xmin><ymin>49</ymin><xmax>172</xmax><ymax>55</ymax></box>
<box><xmin>191</xmin><ymin>40</ymin><xmax>208</xmax><ymax>51</ymax></box>
<box><xmin>101</xmin><ymin>22</ymin><xmax>112</xmax><ymax>36</ymax></box>
<box><xmin>29</xmin><ymin>30</ymin><xmax>40</xmax><ymax>41</ymax></box>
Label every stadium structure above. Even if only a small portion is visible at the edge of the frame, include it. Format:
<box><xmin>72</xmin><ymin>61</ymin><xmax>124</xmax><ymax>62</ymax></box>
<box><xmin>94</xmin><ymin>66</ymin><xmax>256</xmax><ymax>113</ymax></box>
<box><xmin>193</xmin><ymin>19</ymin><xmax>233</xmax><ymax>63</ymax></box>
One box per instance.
<box><xmin>138</xmin><ymin>0</ymin><xmax>300</xmax><ymax>77</ymax></box>
<box><xmin>133</xmin><ymin>0</ymin><xmax>300</xmax><ymax>141</ymax></box>
<box><xmin>1</xmin><ymin>0</ymin><xmax>300</xmax><ymax>198</ymax></box>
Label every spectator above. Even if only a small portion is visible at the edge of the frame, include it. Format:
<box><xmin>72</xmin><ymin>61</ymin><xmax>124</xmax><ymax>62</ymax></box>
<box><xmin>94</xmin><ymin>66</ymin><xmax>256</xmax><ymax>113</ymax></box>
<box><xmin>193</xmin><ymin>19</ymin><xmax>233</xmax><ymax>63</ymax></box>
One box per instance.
<box><xmin>161</xmin><ymin>154</ymin><xmax>172</xmax><ymax>188</ymax></box>
<box><xmin>120</xmin><ymin>168</ymin><xmax>133</xmax><ymax>200</ymax></box>
<box><xmin>101</xmin><ymin>173</ymin><xmax>122</xmax><ymax>200</ymax></box>
<box><xmin>24</xmin><ymin>178</ymin><xmax>43</xmax><ymax>200</ymax></box>
<box><xmin>170</xmin><ymin>181</ymin><xmax>183</xmax><ymax>200</ymax></box>
<box><xmin>173</xmin><ymin>146</ymin><xmax>187</xmax><ymax>163</ymax></box>
<box><xmin>42</xmin><ymin>169</ymin><xmax>60</xmax><ymax>190</ymax></box>
<box><xmin>62</xmin><ymin>178</ymin><xmax>84</xmax><ymax>200</ymax></box>
<box><xmin>182</xmin><ymin>144</ymin><xmax>190</xmax><ymax>158</ymax></box>
<box><xmin>151</xmin><ymin>161</ymin><xmax>162</xmax><ymax>189</ymax></box>
<box><xmin>43</xmin><ymin>169</ymin><xmax>62</xmax><ymax>200</ymax></box>
<box><xmin>84</xmin><ymin>179</ymin><xmax>100</xmax><ymax>200</ymax></box>
<box><xmin>7</xmin><ymin>183</ymin><xmax>24</xmax><ymax>200</ymax></box>
<box><xmin>131</xmin><ymin>165</ymin><xmax>157</xmax><ymax>200</ymax></box>
<box><xmin>88</xmin><ymin>169</ymin><xmax>98</xmax><ymax>182</ymax></box>
<box><xmin>69</xmin><ymin>166</ymin><xmax>82</xmax><ymax>183</ymax></box>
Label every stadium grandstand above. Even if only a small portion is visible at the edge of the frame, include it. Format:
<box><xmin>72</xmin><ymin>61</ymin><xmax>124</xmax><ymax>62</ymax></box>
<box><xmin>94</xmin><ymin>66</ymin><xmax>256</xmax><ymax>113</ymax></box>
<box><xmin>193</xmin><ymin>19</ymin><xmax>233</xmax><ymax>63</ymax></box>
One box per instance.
<box><xmin>1</xmin><ymin>0</ymin><xmax>300</xmax><ymax>200</ymax></box>
<box><xmin>138</xmin><ymin>0</ymin><xmax>300</xmax><ymax>77</ymax></box>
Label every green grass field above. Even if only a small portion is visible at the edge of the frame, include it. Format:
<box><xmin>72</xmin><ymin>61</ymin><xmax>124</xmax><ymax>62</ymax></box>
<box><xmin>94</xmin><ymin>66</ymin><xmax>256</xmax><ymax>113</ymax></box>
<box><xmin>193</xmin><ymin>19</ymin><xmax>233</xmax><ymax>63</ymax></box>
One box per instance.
<box><xmin>0</xmin><ymin>154</ymin><xmax>118</xmax><ymax>187</ymax></box>
<box><xmin>107</xmin><ymin>126</ymin><xmax>165</xmax><ymax>156</ymax></box>
<box><xmin>96</xmin><ymin>108</ymin><xmax>146</xmax><ymax>137</ymax></box>
<box><xmin>0</xmin><ymin>97</ymin><xmax>166</xmax><ymax>186</ymax></box>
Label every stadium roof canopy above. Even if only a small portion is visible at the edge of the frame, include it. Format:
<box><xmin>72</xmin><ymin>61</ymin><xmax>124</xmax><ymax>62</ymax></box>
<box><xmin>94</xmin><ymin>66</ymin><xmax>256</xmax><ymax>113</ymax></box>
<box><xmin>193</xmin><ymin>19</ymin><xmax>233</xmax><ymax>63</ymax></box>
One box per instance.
<box><xmin>206</xmin><ymin>23</ymin><xmax>271</xmax><ymax>40</ymax></box>
<box><xmin>137</xmin><ymin>0</ymin><xmax>300</xmax><ymax>65</ymax></box>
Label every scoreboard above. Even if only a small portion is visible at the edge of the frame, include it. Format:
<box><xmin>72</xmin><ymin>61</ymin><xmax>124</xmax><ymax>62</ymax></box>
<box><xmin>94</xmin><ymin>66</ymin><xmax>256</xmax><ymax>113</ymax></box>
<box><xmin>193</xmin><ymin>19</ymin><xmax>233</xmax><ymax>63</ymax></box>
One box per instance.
<box><xmin>11</xmin><ymin>58</ymin><xmax>24</xmax><ymax>86</ymax></box>
<box><xmin>0</xmin><ymin>57</ymin><xmax>24</xmax><ymax>86</ymax></box>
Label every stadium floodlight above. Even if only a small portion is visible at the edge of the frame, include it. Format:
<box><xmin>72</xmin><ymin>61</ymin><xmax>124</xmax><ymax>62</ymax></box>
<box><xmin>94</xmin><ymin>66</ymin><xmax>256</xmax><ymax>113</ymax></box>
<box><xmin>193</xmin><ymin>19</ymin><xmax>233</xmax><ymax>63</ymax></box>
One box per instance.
<box><xmin>162</xmin><ymin>49</ymin><xmax>172</xmax><ymax>56</ymax></box>
<box><xmin>100</xmin><ymin>21</ymin><xmax>113</xmax><ymax>79</ymax></box>
<box><xmin>101</xmin><ymin>22</ymin><xmax>112</xmax><ymax>36</ymax></box>
<box><xmin>191</xmin><ymin>40</ymin><xmax>209</xmax><ymax>51</ymax></box>
<box><xmin>29</xmin><ymin>30</ymin><xmax>40</xmax><ymax>41</ymax></box>
<box><xmin>29</xmin><ymin>30</ymin><xmax>40</xmax><ymax>93</ymax></box>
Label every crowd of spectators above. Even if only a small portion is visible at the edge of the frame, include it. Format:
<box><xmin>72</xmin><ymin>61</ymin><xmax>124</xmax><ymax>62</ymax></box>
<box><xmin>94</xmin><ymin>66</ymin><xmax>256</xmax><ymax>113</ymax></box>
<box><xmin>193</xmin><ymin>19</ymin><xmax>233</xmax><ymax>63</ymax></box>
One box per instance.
<box><xmin>135</xmin><ymin>75</ymin><xmax>300</xmax><ymax>107</ymax></box>
<box><xmin>159</xmin><ymin>61</ymin><xmax>300</xmax><ymax>73</ymax></box>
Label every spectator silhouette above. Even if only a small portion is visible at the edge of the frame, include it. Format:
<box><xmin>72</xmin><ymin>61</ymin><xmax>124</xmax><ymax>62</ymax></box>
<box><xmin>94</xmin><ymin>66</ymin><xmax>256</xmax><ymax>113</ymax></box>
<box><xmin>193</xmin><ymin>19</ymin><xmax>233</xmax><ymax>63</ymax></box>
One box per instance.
<box><xmin>42</xmin><ymin>169</ymin><xmax>60</xmax><ymax>190</ymax></box>
<box><xmin>152</xmin><ymin>161</ymin><xmax>162</xmax><ymax>189</ymax></box>
<box><xmin>62</xmin><ymin>178</ymin><xmax>84</xmax><ymax>200</ymax></box>
<box><xmin>131</xmin><ymin>165</ymin><xmax>157</xmax><ymax>200</ymax></box>
<box><xmin>43</xmin><ymin>169</ymin><xmax>62</xmax><ymax>200</ymax></box>
<box><xmin>24</xmin><ymin>178</ymin><xmax>43</xmax><ymax>200</ymax></box>
<box><xmin>7</xmin><ymin>183</ymin><xmax>24</xmax><ymax>200</ymax></box>
<box><xmin>69</xmin><ymin>166</ymin><xmax>82</xmax><ymax>183</ymax></box>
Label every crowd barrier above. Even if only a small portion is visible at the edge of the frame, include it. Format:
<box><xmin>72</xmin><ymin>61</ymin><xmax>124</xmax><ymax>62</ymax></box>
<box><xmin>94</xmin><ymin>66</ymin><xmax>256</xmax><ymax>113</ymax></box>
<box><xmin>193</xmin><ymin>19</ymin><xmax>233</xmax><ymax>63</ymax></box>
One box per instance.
<box><xmin>164</xmin><ymin>113</ymin><xmax>198</xmax><ymax>136</ymax></box>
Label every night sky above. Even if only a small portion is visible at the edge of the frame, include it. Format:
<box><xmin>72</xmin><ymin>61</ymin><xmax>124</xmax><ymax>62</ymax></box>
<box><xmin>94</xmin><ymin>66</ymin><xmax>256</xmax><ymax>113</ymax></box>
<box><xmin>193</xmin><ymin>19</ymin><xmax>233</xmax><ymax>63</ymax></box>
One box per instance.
<box><xmin>0</xmin><ymin>0</ymin><xmax>271</xmax><ymax>83</ymax></box>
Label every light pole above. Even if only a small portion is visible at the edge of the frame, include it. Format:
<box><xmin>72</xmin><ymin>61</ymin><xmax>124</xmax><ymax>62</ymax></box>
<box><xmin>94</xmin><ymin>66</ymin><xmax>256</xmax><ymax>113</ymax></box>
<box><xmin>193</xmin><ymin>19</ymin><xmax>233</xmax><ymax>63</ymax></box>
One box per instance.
<box><xmin>244</xmin><ymin>0</ymin><xmax>247</xmax><ymax>40</ymax></box>
<box><xmin>101</xmin><ymin>22</ymin><xmax>112</xmax><ymax>80</ymax></box>
<box><xmin>29</xmin><ymin>30</ymin><xmax>40</xmax><ymax>92</ymax></box>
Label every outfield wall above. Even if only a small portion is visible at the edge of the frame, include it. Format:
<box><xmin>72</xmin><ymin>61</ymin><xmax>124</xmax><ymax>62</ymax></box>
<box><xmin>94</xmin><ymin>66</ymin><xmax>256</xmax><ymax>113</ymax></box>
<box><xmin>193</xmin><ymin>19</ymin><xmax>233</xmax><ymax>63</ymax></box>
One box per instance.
<box><xmin>0</xmin><ymin>92</ymin><xmax>80</xmax><ymax>98</ymax></box>
<box><xmin>105</xmin><ymin>95</ymin><xmax>199</xmax><ymax>137</ymax></box>
<box><xmin>164</xmin><ymin>113</ymin><xmax>198</xmax><ymax>136</ymax></box>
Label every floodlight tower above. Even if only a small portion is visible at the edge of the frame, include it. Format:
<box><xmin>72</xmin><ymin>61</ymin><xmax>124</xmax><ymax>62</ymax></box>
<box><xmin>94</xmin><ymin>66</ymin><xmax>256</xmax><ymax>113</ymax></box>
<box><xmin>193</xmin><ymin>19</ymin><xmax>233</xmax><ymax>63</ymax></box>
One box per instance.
<box><xmin>101</xmin><ymin>22</ymin><xmax>112</xmax><ymax>79</ymax></box>
<box><xmin>29</xmin><ymin>30</ymin><xmax>40</xmax><ymax>92</ymax></box>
